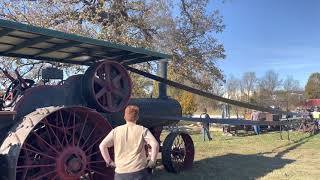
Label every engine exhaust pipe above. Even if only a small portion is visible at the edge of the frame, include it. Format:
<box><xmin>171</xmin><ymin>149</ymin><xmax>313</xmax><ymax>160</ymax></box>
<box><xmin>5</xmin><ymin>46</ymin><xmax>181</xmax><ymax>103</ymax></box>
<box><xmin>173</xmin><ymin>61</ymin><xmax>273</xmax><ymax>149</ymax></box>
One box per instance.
<box><xmin>158</xmin><ymin>60</ymin><xmax>168</xmax><ymax>99</ymax></box>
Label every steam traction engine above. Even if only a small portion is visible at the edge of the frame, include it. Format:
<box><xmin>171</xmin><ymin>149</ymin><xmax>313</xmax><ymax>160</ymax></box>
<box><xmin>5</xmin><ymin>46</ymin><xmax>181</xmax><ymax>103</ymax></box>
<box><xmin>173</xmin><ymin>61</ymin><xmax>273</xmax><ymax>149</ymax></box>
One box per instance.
<box><xmin>0</xmin><ymin>19</ymin><xmax>194</xmax><ymax>179</ymax></box>
<box><xmin>0</xmin><ymin>18</ymin><xmax>297</xmax><ymax>180</ymax></box>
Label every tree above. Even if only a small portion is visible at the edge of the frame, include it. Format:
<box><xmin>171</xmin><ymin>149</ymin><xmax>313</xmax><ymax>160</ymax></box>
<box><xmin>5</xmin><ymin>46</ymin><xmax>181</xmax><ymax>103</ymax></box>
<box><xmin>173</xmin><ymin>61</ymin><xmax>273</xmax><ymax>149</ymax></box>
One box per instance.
<box><xmin>252</xmin><ymin>70</ymin><xmax>282</xmax><ymax>106</ymax></box>
<box><xmin>305</xmin><ymin>73</ymin><xmax>320</xmax><ymax>99</ymax></box>
<box><xmin>0</xmin><ymin>0</ymin><xmax>226</xmax><ymax>96</ymax></box>
<box><xmin>226</xmin><ymin>75</ymin><xmax>240</xmax><ymax>100</ymax></box>
<box><xmin>282</xmin><ymin>75</ymin><xmax>301</xmax><ymax>110</ymax></box>
<box><xmin>259</xmin><ymin>70</ymin><xmax>282</xmax><ymax>96</ymax></box>
<box><xmin>225</xmin><ymin>75</ymin><xmax>241</xmax><ymax>117</ymax></box>
<box><xmin>283</xmin><ymin>76</ymin><xmax>300</xmax><ymax>93</ymax></box>
<box><xmin>177</xmin><ymin>91</ymin><xmax>197</xmax><ymax>116</ymax></box>
<box><xmin>240</xmin><ymin>72</ymin><xmax>256</xmax><ymax>102</ymax></box>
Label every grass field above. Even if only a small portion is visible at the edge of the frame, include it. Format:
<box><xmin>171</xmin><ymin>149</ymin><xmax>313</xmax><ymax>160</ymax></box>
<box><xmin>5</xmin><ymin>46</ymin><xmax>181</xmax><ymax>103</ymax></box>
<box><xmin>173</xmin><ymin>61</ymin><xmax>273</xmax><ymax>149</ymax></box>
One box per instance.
<box><xmin>153</xmin><ymin>131</ymin><xmax>320</xmax><ymax>180</ymax></box>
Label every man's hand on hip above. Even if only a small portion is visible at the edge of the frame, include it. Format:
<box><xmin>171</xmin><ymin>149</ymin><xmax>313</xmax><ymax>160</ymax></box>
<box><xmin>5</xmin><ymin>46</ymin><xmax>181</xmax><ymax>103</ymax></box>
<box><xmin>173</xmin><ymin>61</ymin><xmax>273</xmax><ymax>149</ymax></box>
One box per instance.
<box><xmin>147</xmin><ymin>160</ymin><xmax>156</xmax><ymax>169</ymax></box>
<box><xmin>106</xmin><ymin>161</ymin><xmax>116</xmax><ymax>168</ymax></box>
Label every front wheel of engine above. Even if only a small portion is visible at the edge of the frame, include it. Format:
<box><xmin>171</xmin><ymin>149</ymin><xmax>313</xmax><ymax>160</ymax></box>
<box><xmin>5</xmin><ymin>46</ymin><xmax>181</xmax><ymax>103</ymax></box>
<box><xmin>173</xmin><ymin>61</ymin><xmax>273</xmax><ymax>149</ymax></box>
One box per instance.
<box><xmin>161</xmin><ymin>132</ymin><xmax>194</xmax><ymax>173</ymax></box>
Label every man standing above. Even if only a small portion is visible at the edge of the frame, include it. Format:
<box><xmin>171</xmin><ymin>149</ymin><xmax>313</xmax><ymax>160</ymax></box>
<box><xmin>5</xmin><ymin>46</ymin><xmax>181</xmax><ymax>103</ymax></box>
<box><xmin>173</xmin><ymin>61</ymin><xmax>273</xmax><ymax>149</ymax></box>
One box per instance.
<box><xmin>200</xmin><ymin>108</ymin><xmax>212</xmax><ymax>141</ymax></box>
<box><xmin>99</xmin><ymin>105</ymin><xmax>160</xmax><ymax>180</ymax></box>
<box><xmin>251</xmin><ymin>110</ymin><xmax>261</xmax><ymax>135</ymax></box>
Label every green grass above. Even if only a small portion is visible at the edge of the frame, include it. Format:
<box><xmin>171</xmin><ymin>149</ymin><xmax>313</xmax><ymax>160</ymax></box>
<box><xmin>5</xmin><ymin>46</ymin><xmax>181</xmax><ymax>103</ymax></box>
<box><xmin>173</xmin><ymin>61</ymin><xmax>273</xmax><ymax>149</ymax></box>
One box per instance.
<box><xmin>153</xmin><ymin>131</ymin><xmax>320</xmax><ymax>180</ymax></box>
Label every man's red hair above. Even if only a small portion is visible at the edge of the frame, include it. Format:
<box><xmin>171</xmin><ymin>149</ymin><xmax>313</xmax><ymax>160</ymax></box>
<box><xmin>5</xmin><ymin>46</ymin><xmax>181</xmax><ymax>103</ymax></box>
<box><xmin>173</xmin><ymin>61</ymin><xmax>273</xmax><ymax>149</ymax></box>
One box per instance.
<box><xmin>124</xmin><ymin>105</ymin><xmax>139</xmax><ymax>122</ymax></box>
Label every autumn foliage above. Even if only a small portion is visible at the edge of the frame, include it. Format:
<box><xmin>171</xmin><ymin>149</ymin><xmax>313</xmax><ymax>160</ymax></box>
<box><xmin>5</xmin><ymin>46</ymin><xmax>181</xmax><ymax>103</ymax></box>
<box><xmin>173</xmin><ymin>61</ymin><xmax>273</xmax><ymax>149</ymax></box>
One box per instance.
<box><xmin>176</xmin><ymin>91</ymin><xmax>197</xmax><ymax>116</ymax></box>
<box><xmin>305</xmin><ymin>73</ymin><xmax>320</xmax><ymax>99</ymax></box>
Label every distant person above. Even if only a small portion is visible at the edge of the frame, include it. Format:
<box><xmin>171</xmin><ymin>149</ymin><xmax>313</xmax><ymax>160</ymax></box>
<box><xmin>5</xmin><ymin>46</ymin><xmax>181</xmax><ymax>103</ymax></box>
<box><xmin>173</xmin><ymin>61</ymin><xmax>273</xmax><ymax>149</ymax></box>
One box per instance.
<box><xmin>251</xmin><ymin>110</ymin><xmax>261</xmax><ymax>135</ymax></box>
<box><xmin>200</xmin><ymin>108</ymin><xmax>212</xmax><ymax>141</ymax></box>
<box><xmin>221</xmin><ymin>103</ymin><xmax>231</xmax><ymax>119</ymax></box>
<box><xmin>302</xmin><ymin>109</ymin><xmax>311</xmax><ymax>120</ymax></box>
<box><xmin>99</xmin><ymin>105</ymin><xmax>159</xmax><ymax>180</ymax></box>
<box><xmin>221</xmin><ymin>103</ymin><xmax>231</xmax><ymax>135</ymax></box>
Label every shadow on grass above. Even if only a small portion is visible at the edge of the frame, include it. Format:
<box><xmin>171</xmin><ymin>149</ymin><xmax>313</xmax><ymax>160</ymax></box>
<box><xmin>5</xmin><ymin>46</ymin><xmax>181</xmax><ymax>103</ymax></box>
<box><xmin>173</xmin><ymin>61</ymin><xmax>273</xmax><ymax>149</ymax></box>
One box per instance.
<box><xmin>153</xmin><ymin>153</ymin><xmax>294</xmax><ymax>180</ymax></box>
<box><xmin>154</xmin><ymin>134</ymin><xmax>314</xmax><ymax>180</ymax></box>
<box><xmin>261</xmin><ymin>133</ymin><xmax>314</xmax><ymax>158</ymax></box>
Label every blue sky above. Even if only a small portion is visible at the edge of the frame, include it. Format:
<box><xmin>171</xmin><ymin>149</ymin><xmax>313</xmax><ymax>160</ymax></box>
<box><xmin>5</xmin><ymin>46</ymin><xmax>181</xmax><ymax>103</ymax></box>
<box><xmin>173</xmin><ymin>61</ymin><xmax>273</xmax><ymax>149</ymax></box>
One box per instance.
<box><xmin>210</xmin><ymin>0</ymin><xmax>320</xmax><ymax>87</ymax></box>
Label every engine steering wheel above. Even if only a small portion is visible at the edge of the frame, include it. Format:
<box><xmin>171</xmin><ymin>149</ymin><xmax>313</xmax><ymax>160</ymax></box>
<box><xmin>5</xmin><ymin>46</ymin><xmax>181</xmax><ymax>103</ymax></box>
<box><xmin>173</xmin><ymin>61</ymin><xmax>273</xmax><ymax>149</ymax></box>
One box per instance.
<box><xmin>3</xmin><ymin>79</ymin><xmax>34</xmax><ymax>108</ymax></box>
<box><xmin>1</xmin><ymin>69</ymin><xmax>35</xmax><ymax>108</ymax></box>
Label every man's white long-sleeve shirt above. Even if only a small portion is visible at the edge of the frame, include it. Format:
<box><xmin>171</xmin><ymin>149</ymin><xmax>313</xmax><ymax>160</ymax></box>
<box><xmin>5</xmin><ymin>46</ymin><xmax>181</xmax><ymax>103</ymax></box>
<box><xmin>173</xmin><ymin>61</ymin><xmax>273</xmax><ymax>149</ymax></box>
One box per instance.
<box><xmin>100</xmin><ymin>122</ymin><xmax>159</xmax><ymax>174</ymax></box>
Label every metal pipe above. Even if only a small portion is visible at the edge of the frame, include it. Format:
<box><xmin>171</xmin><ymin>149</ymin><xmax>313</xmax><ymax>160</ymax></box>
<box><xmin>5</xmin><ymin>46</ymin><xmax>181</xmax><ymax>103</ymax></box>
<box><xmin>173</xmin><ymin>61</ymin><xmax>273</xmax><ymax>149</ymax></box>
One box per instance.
<box><xmin>158</xmin><ymin>60</ymin><xmax>168</xmax><ymax>99</ymax></box>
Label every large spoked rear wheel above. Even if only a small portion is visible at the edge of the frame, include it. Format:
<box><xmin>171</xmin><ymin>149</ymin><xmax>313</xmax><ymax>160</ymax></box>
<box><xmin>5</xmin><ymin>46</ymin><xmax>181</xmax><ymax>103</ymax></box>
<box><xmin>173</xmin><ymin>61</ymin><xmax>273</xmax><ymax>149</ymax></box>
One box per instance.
<box><xmin>0</xmin><ymin>106</ymin><xmax>114</xmax><ymax>180</ymax></box>
<box><xmin>162</xmin><ymin>132</ymin><xmax>195</xmax><ymax>173</ymax></box>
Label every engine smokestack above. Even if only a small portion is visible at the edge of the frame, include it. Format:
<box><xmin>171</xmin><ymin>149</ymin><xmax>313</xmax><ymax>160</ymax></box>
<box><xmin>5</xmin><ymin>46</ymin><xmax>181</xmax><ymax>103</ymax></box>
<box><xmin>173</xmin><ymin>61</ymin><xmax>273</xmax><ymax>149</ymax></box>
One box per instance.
<box><xmin>158</xmin><ymin>60</ymin><xmax>168</xmax><ymax>99</ymax></box>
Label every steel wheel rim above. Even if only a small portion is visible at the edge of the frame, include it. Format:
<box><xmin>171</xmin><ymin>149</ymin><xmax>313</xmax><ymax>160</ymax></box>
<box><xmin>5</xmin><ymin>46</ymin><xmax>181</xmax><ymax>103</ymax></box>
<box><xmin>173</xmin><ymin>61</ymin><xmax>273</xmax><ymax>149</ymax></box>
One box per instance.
<box><xmin>15</xmin><ymin>107</ymin><xmax>114</xmax><ymax>180</ymax></box>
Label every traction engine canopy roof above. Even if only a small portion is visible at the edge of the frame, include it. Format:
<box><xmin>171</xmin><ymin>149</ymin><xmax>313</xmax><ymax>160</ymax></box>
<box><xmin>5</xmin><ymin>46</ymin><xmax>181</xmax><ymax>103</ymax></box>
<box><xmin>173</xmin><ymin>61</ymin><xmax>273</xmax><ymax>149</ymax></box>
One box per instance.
<box><xmin>0</xmin><ymin>19</ymin><xmax>170</xmax><ymax>65</ymax></box>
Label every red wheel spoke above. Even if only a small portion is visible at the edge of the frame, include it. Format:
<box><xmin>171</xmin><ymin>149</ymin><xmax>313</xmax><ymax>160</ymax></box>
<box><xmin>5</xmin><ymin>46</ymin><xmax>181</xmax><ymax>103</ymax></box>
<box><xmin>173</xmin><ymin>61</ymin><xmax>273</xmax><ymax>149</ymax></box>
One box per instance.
<box><xmin>72</xmin><ymin>111</ymin><xmax>76</xmax><ymax>146</ymax></box>
<box><xmin>94</xmin><ymin>77</ymin><xmax>106</xmax><ymax>87</ymax></box>
<box><xmin>32</xmin><ymin>131</ymin><xmax>59</xmax><ymax>154</ymax></box>
<box><xmin>43</xmin><ymin>118</ymin><xmax>64</xmax><ymax>149</ymax></box>
<box><xmin>104</xmin><ymin>64</ymin><xmax>111</xmax><ymax>84</ymax></box>
<box><xmin>77</xmin><ymin>113</ymin><xmax>88</xmax><ymax>146</ymax></box>
<box><xmin>113</xmin><ymin>89</ymin><xmax>126</xmax><ymax>98</ymax></box>
<box><xmin>96</xmin><ymin>87</ymin><xmax>107</xmax><ymax>99</ymax></box>
<box><xmin>32</xmin><ymin>169</ymin><xmax>56</xmax><ymax>180</ymax></box>
<box><xmin>88</xmin><ymin>150</ymin><xmax>101</xmax><ymax>157</ymax></box>
<box><xmin>51</xmin><ymin>174</ymin><xmax>58</xmax><ymax>180</ymax></box>
<box><xmin>81</xmin><ymin>125</ymin><xmax>97</xmax><ymax>148</ymax></box>
<box><xmin>106</xmin><ymin>91</ymin><xmax>113</xmax><ymax>108</ymax></box>
<box><xmin>66</xmin><ymin>110</ymin><xmax>72</xmax><ymax>127</ymax></box>
<box><xmin>44</xmin><ymin>123</ymin><xmax>53</xmax><ymax>145</ymax></box>
<box><xmin>20</xmin><ymin>150</ymin><xmax>30</xmax><ymax>180</ymax></box>
<box><xmin>22</xmin><ymin>146</ymin><xmax>55</xmax><ymax>160</ymax></box>
<box><xmin>112</xmin><ymin>74</ymin><xmax>122</xmax><ymax>88</ymax></box>
<box><xmin>85</xmin><ymin>134</ymin><xmax>106</xmax><ymax>153</ymax></box>
<box><xmin>17</xmin><ymin>163</ymin><xmax>55</xmax><ymax>169</ymax></box>
<box><xmin>24</xmin><ymin>141</ymin><xmax>54</xmax><ymax>157</ymax></box>
<box><xmin>102</xmin><ymin>94</ymin><xmax>107</xmax><ymax>106</ymax></box>
<box><xmin>60</xmin><ymin>110</ymin><xmax>70</xmax><ymax>146</ymax></box>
